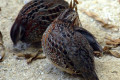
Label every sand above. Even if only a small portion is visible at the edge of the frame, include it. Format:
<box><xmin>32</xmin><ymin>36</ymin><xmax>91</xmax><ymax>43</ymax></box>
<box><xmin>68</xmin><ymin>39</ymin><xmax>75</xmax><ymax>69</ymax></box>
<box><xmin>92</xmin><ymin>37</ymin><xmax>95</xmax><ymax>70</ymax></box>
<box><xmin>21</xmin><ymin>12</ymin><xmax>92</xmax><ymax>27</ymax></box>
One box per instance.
<box><xmin>0</xmin><ymin>0</ymin><xmax>120</xmax><ymax>80</ymax></box>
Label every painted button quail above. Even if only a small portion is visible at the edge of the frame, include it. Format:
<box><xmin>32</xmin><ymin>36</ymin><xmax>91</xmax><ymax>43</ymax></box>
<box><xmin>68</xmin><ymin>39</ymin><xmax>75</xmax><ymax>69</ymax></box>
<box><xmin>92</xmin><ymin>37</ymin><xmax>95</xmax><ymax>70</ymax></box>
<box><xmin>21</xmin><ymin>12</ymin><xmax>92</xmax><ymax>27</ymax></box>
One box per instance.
<box><xmin>10</xmin><ymin>0</ymin><xmax>69</xmax><ymax>49</ymax></box>
<box><xmin>42</xmin><ymin>0</ymin><xmax>99</xmax><ymax>80</ymax></box>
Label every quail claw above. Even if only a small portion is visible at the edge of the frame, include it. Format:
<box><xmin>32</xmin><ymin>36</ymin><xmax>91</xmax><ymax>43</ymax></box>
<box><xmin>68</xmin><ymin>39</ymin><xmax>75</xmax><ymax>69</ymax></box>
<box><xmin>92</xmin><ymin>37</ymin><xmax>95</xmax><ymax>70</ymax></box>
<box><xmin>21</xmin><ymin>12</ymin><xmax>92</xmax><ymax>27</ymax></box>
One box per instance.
<box><xmin>93</xmin><ymin>51</ymin><xmax>103</xmax><ymax>57</ymax></box>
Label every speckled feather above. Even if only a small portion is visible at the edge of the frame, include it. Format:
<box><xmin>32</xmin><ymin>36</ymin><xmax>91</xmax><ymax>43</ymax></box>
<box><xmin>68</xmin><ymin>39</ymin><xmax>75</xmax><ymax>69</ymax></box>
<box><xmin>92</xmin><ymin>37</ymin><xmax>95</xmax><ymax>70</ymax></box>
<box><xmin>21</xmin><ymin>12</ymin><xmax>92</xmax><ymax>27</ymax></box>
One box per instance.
<box><xmin>42</xmin><ymin>7</ymin><xmax>99</xmax><ymax>80</ymax></box>
<box><xmin>10</xmin><ymin>0</ymin><xmax>69</xmax><ymax>45</ymax></box>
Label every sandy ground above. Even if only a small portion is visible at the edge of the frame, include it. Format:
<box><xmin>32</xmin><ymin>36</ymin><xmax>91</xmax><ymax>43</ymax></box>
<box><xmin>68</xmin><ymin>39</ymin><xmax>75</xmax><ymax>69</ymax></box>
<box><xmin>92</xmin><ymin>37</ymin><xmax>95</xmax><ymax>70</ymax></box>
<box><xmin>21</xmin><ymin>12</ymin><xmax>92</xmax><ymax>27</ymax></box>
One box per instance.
<box><xmin>0</xmin><ymin>0</ymin><xmax>120</xmax><ymax>80</ymax></box>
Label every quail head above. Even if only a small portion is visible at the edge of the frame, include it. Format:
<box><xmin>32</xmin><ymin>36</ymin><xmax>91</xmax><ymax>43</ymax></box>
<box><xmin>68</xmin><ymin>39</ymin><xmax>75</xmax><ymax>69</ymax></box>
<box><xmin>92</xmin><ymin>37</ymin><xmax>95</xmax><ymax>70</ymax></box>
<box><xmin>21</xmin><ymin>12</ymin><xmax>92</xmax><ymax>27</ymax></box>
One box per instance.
<box><xmin>10</xmin><ymin>0</ymin><xmax>69</xmax><ymax>49</ymax></box>
<box><xmin>42</xmin><ymin>0</ymin><xmax>99</xmax><ymax>80</ymax></box>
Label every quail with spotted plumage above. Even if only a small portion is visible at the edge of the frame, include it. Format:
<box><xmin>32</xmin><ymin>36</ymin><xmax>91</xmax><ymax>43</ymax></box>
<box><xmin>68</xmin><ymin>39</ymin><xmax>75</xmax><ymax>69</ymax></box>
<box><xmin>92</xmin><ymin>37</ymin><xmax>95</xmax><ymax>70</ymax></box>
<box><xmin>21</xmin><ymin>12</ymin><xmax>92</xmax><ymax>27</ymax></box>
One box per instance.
<box><xmin>42</xmin><ymin>0</ymin><xmax>100</xmax><ymax>80</ymax></box>
<box><xmin>10</xmin><ymin>0</ymin><xmax>69</xmax><ymax>49</ymax></box>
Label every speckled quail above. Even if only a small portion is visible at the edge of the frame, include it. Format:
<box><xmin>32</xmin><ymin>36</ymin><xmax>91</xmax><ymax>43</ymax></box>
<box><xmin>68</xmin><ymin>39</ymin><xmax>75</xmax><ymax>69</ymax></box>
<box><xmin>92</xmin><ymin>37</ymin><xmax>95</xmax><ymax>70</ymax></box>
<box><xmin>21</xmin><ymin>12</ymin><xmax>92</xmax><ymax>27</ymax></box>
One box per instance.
<box><xmin>42</xmin><ymin>0</ymin><xmax>99</xmax><ymax>80</ymax></box>
<box><xmin>10</xmin><ymin>0</ymin><xmax>69</xmax><ymax>49</ymax></box>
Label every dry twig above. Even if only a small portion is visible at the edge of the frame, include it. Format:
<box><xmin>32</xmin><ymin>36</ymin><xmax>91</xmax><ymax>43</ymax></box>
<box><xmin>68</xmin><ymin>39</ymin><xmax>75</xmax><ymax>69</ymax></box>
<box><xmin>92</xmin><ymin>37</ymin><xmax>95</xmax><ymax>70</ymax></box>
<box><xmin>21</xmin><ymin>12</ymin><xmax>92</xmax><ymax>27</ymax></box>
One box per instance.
<box><xmin>80</xmin><ymin>9</ymin><xmax>117</xmax><ymax>29</ymax></box>
<box><xmin>103</xmin><ymin>46</ymin><xmax>120</xmax><ymax>58</ymax></box>
<box><xmin>105</xmin><ymin>37</ymin><xmax>120</xmax><ymax>47</ymax></box>
<box><xmin>103</xmin><ymin>37</ymin><xmax>120</xmax><ymax>58</ymax></box>
<box><xmin>16</xmin><ymin>49</ymin><xmax>46</xmax><ymax>64</ymax></box>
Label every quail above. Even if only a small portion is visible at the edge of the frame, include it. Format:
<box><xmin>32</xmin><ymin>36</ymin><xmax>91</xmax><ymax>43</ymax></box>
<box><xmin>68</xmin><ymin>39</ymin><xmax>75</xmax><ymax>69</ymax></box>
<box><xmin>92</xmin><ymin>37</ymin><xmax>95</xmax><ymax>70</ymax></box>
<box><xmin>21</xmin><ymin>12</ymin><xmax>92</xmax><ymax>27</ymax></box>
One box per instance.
<box><xmin>10</xmin><ymin>0</ymin><xmax>69</xmax><ymax>49</ymax></box>
<box><xmin>42</xmin><ymin>0</ymin><xmax>99</xmax><ymax>80</ymax></box>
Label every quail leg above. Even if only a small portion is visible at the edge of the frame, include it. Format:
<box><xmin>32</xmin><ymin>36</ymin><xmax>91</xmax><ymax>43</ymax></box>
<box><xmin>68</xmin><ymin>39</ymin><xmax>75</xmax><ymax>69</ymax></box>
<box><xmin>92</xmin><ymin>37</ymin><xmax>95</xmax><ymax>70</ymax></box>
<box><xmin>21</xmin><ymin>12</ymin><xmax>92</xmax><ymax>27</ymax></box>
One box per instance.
<box><xmin>27</xmin><ymin>49</ymin><xmax>46</xmax><ymax>64</ymax></box>
<box><xmin>17</xmin><ymin>48</ymin><xmax>46</xmax><ymax>64</ymax></box>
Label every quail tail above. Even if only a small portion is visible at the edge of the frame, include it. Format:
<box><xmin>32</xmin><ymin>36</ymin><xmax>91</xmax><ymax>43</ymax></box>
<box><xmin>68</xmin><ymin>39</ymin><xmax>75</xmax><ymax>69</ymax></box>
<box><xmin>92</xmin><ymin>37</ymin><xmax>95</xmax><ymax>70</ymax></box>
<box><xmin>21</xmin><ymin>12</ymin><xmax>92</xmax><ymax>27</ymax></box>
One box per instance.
<box><xmin>75</xmin><ymin>27</ymin><xmax>103</xmax><ymax>52</ymax></box>
<box><xmin>82</xmin><ymin>71</ymin><xmax>99</xmax><ymax>80</ymax></box>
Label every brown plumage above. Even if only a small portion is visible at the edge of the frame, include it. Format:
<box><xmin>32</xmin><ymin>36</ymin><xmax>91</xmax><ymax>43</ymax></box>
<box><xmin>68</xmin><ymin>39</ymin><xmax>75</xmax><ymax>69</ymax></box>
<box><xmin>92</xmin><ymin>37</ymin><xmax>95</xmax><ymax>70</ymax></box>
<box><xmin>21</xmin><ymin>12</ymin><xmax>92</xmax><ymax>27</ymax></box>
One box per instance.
<box><xmin>10</xmin><ymin>0</ymin><xmax>69</xmax><ymax>49</ymax></box>
<box><xmin>42</xmin><ymin>0</ymin><xmax>99</xmax><ymax>80</ymax></box>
